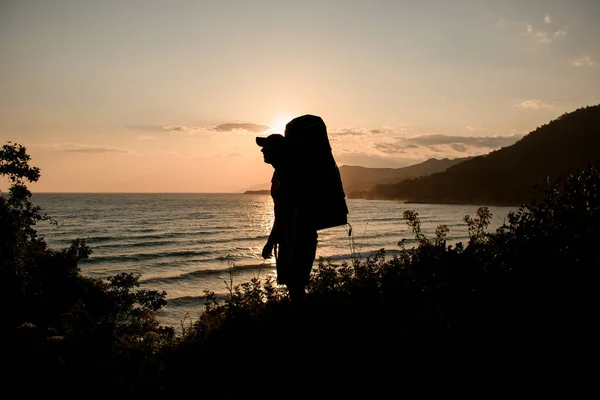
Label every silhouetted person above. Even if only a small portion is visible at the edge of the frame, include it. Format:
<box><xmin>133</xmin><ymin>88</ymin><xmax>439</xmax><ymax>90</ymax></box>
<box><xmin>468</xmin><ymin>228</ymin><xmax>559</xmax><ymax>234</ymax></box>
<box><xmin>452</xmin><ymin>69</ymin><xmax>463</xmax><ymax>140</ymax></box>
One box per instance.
<box><xmin>256</xmin><ymin>133</ymin><xmax>318</xmax><ymax>303</ymax></box>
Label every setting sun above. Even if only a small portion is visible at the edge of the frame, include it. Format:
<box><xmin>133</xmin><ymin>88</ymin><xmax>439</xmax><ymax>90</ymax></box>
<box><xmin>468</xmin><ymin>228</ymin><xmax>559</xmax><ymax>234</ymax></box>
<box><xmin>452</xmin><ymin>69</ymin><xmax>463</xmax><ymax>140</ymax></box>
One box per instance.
<box><xmin>270</xmin><ymin>117</ymin><xmax>293</xmax><ymax>134</ymax></box>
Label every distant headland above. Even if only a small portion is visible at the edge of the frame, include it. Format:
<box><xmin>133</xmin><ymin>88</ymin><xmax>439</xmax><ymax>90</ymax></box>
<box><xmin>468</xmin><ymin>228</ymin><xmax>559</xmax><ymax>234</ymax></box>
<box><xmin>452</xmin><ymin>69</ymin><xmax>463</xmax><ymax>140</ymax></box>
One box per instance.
<box><xmin>243</xmin><ymin>189</ymin><xmax>270</xmax><ymax>195</ymax></box>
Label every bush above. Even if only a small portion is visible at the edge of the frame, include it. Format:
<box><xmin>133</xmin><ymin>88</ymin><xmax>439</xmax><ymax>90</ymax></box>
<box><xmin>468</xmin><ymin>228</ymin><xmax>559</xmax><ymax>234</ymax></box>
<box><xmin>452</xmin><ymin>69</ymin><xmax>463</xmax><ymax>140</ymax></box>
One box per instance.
<box><xmin>1</xmin><ymin>142</ymin><xmax>174</xmax><ymax>392</ymax></box>
<box><xmin>4</xmin><ymin>141</ymin><xmax>597</xmax><ymax>393</ymax></box>
<box><xmin>169</xmin><ymin>162</ymin><xmax>599</xmax><ymax>392</ymax></box>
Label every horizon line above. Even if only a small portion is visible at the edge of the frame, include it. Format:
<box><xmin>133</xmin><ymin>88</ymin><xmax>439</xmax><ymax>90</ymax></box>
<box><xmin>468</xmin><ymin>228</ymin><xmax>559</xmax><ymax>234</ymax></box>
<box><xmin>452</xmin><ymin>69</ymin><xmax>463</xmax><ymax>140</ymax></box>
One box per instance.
<box><xmin>28</xmin><ymin>191</ymin><xmax>250</xmax><ymax>195</ymax></box>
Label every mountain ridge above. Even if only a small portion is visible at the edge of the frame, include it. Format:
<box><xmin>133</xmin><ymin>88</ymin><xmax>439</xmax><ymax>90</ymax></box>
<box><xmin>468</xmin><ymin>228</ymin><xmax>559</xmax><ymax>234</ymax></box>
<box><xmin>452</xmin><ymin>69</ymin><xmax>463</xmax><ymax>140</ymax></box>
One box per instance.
<box><xmin>242</xmin><ymin>157</ymin><xmax>472</xmax><ymax>194</ymax></box>
<box><xmin>340</xmin><ymin>157</ymin><xmax>472</xmax><ymax>195</ymax></box>
<box><xmin>359</xmin><ymin>105</ymin><xmax>600</xmax><ymax>205</ymax></box>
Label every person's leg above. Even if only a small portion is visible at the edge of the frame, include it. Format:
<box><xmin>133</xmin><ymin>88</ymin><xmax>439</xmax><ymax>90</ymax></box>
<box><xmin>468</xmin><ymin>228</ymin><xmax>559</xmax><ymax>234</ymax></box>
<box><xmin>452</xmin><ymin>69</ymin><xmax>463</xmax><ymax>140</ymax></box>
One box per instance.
<box><xmin>287</xmin><ymin>231</ymin><xmax>317</xmax><ymax>304</ymax></box>
<box><xmin>275</xmin><ymin>243</ymin><xmax>290</xmax><ymax>285</ymax></box>
<box><xmin>287</xmin><ymin>282</ymin><xmax>306</xmax><ymax>304</ymax></box>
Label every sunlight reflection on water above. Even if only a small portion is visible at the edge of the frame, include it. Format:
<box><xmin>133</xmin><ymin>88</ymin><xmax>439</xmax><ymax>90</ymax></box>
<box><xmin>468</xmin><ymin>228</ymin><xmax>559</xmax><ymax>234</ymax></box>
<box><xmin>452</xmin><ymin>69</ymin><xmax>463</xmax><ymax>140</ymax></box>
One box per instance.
<box><xmin>32</xmin><ymin>193</ymin><xmax>517</xmax><ymax>328</ymax></box>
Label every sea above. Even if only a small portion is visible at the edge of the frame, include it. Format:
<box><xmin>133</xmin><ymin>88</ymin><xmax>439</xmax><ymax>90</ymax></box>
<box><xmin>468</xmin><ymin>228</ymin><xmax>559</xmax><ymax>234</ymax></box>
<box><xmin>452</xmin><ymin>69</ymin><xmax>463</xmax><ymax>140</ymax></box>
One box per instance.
<box><xmin>32</xmin><ymin>193</ymin><xmax>516</xmax><ymax>330</ymax></box>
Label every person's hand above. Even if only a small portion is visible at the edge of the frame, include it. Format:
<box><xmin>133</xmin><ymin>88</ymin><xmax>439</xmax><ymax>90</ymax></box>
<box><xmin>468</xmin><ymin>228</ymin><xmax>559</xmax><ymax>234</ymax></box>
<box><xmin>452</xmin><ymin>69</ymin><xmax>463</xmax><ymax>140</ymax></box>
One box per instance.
<box><xmin>262</xmin><ymin>242</ymin><xmax>274</xmax><ymax>259</ymax></box>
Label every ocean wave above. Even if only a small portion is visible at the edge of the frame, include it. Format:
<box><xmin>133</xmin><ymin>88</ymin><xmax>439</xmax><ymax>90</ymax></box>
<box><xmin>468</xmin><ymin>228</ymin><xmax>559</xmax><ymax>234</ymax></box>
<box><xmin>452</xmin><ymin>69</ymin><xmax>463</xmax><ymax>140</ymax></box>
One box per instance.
<box><xmin>204</xmin><ymin>234</ymin><xmax>270</xmax><ymax>244</ymax></box>
<box><xmin>146</xmin><ymin>257</ymin><xmax>226</xmax><ymax>268</ymax></box>
<box><xmin>140</xmin><ymin>262</ymin><xmax>273</xmax><ymax>285</ymax></box>
<box><xmin>164</xmin><ymin>293</ymin><xmax>230</xmax><ymax>307</ymax></box>
<box><xmin>347</xmin><ymin>231</ymin><xmax>412</xmax><ymax>241</ymax></box>
<box><xmin>82</xmin><ymin>230</ymin><xmax>268</xmax><ymax>248</ymax></box>
<box><xmin>125</xmin><ymin>227</ymin><xmax>158</xmax><ymax>233</ymax></box>
<box><xmin>83</xmin><ymin>249</ymin><xmax>214</xmax><ymax>263</ymax></box>
<box><xmin>96</xmin><ymin>230</ymin><xmax>220</xmax><ymax>241</ymax></box>
<box><xmin>91</xmin><ymin>239</ymin><xmax>182</xmax><ymax>249</ymax></box>
<box><xmin>366</xmin><ymin>217</ymin><xmax>404</xmax><ymax>222</ymax></box>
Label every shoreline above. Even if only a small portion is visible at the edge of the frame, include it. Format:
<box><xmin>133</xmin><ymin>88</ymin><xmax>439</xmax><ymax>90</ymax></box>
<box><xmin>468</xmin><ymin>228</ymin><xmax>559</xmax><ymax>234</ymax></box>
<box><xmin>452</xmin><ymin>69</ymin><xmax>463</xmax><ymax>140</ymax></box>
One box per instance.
<box><xmin>348</xmin><ymin>196</ymin><xmax>524</xmax><ymax>207</ymax></box>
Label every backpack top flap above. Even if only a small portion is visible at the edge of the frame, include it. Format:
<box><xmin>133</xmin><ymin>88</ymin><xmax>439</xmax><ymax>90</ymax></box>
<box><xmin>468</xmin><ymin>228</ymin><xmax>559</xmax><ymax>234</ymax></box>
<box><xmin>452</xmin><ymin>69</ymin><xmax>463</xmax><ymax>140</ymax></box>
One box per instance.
<box><xmin>284</xmin><ymin>115</ymin><xmax>331</xmax><ymax>152</ymax></box>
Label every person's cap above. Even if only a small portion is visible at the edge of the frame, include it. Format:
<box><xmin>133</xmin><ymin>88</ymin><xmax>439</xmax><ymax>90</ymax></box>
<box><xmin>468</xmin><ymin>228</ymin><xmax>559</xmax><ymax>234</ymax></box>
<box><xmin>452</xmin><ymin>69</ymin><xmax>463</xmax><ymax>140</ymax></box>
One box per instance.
<box><xmin>256</xmin><ymin>133</ymin><xmax>285</xmax><ymax>147</ymax></box>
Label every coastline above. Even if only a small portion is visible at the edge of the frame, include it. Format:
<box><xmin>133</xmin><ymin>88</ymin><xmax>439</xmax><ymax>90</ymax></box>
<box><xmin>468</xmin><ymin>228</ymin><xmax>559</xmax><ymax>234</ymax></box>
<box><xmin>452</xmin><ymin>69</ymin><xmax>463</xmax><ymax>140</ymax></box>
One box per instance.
<box><xmin>243</xmin><ymin>190</ymin><xmax>270</xmax><ymax>195</ymax></box>
<box><xmin>348</xmin><ymin>195</ymin><xmax>524</xmax><ymax>207</ymax></box>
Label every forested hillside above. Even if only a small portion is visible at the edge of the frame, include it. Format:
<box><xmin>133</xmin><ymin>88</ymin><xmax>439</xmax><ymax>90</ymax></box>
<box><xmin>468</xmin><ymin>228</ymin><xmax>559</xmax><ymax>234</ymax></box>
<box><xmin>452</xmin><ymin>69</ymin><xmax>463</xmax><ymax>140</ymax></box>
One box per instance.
<box><xmin>340</xmin><ymin>157</ymin><xmax>470</xmax><ymax>194</ymax></box>
<box><xmin>362</xmin><ymin>105</ymin><xmax>600</xmax><ymax>205</ymax></box>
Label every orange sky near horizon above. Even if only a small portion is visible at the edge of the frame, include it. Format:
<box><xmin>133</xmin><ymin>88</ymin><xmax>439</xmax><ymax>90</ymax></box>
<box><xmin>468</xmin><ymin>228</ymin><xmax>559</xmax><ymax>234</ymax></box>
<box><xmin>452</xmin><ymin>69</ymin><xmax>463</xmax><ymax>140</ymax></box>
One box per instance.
<box><xmin>1</xmin><ymin>1</ymin><xmax>599</xmax><ymax>193</ymax></box>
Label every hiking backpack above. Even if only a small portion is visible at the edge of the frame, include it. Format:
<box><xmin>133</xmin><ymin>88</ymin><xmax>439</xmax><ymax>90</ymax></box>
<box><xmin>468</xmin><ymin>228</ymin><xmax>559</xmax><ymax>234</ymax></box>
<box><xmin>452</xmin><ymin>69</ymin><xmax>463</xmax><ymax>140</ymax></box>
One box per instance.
<box><xmin>284</xmin><ymin>115</ymin><xmax>349</xmax><ymax>231</ymax></box>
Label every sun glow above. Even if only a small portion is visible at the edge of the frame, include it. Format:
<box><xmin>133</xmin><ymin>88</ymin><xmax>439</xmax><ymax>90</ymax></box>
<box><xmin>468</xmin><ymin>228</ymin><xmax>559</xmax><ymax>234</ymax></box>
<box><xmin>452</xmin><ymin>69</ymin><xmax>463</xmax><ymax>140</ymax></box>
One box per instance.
<box><xmin>270</xmin><ymin>116</ymin><xmax>293</xmax><ymax>135</ymax></box>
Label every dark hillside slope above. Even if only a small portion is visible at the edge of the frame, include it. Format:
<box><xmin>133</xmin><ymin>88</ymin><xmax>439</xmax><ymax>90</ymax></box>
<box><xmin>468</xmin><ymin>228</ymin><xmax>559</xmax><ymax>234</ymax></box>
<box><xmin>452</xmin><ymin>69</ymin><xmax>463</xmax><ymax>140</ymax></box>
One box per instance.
<box><xmin>339</xmin><ymin>157</ymin><xmax>470</xmax><ymax>194</ymax></box>
<box><xmin>368</xmin><ymin>105</ymin><xmax>600</xmax><ymax>205</ymax></box>
<box><xmin>367</xmin><ymin>105</ymin><xmax>600</xmax><ymax>205</ymax></box>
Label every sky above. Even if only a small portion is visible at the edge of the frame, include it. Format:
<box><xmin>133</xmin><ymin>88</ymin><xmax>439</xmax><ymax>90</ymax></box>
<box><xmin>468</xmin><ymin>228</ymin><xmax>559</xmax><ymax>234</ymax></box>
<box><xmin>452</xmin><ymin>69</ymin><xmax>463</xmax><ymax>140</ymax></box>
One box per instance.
<box><xmin>1</xmin><ymin>0</ymin><xmax>599</xmax><ymax>192</ymax></box>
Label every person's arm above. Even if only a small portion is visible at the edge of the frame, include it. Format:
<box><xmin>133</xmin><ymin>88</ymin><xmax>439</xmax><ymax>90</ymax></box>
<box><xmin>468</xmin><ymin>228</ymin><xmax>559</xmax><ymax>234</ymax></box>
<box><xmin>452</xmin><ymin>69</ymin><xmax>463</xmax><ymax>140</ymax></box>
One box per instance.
<box><xmin>262</xmin><ymin>217</ymin><xmax>277</xmax><ymax>259</ymax></box>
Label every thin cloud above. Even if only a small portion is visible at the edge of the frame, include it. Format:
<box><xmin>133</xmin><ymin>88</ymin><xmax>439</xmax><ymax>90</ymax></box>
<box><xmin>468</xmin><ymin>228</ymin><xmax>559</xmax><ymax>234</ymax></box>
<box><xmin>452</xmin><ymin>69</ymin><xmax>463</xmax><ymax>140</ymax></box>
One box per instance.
<box><xmin>330</xmin><ymin>128</ymin><xmax>374</xmax><ymax>137</ymax></box>
<box><xmin>125</xmin><ymin>125</ymin><xmax>167</xmax><ymax>133</ymax></box>
<box><xmin>30</xmin><ymin>143</ymin><xmax>131</xmax><ymax>154</ymax></box>
<box><xmin>163</xmin><ymin>126</ymin><xmax>208</xmax><ymax>134</ymax></box>
<box><xmin>212</xmin><ymin>123</ymin><xmax>270</xmax><ymax>133</ymax></box>
<box><xmin>403</xmin><ymin>134</ymin><xmax>524</xmax><ymax>148</ymax></box>
<box><xmin>544</xmin><ymin>15</ymin><xmax>552</xmax><ymax>24</ymax></box>
<box><xmin>524</xmin><ymin>22</ymin><xmax>564</xmax><ymax>43</ymax></box>
<box><xmin>450</xmin><ymin>144</ymin><xmax>469</xmax><ymax>153</ymax></box>
<box><xmin>536</xmin><ymin>31</ymin><xmax>552</xmax><ymax>43</ymax></box>
<box><xmin>330</xmin><ymin>127</ymin><xmax>404</xmax><ymax>137</ymax></box>
<box><xmin>573</xmin><ymin>55</ymin><xmax>596</xmax><ymax>67</ymax></box>
<box><xmin>65</xmin><ymin>147</ymin><xmax>130</xmax><ymax>154</ymax></box>
<box><xmin>517</xmin><ymin>99</ymin><xmax>559</xmax><ymax>109</ymax></box>
<box><xmin>215</xmin><ymin>153</ymin><xmax>242</xmax><ymax>157</ymax></box>
<box><xmin>366</xmin><ymin>134</ymin><xmax>522</xmax><ymax>161</ymax></box>
<box><xmin>337</xmin><ymin>132</ymin><xmax>521</xmax><ymax>167</ymax></box>
<box><xmin>374</xmin><ymin>143</ymin><xmax>406</xmax><ymax>154</ymax></box>
<box><xmin>149</xmin><ymin>123</ymin><xmax>271</xmax><ymax>135</ymax></box>
<box><xmin>136</xmin><ymin>135</ymin><xmax>158</xmax><ymax>140</ymax></box>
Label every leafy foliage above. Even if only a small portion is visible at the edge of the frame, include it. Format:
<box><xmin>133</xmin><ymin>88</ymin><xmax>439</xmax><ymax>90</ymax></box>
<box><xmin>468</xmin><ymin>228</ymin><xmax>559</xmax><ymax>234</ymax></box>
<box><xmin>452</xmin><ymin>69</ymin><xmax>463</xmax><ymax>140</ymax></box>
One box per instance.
<box><xmin>166</xmin><ymin>161</ymin><xmax>599</xmax><ymax>393</ymax></box>
<box><xmin>3</xmin><ymin>141</ymin><xmax>598</xmax><ymax>394</ymax></box>
<box><xmin>1</xmin><ymin>142</ymin><xmax>174</xmax><ymax>392</ymax></box>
